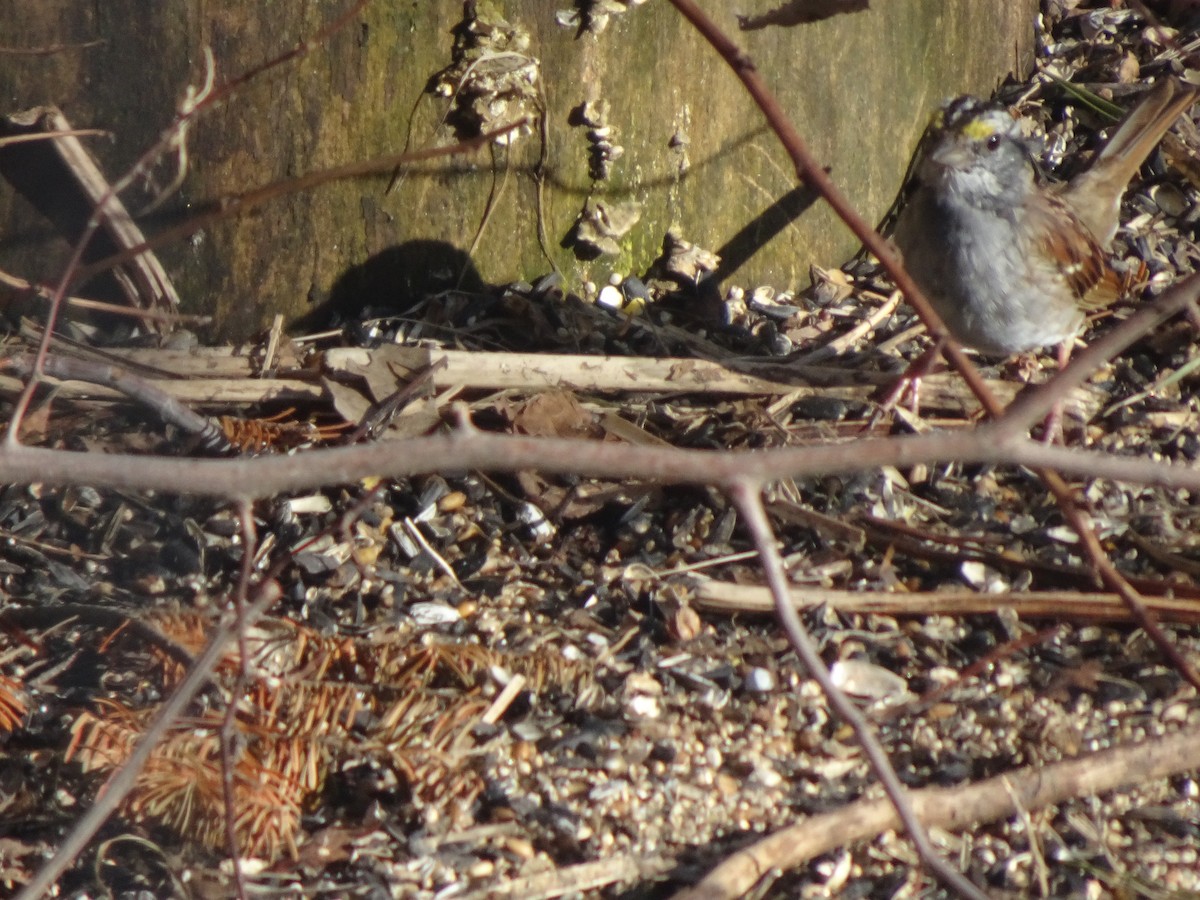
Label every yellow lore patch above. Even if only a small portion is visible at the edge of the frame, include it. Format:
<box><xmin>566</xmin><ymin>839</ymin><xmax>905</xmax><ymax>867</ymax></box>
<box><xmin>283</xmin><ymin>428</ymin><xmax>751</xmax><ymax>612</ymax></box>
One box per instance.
<box><xmin>960</xmin><ymin>117</ymin><xmax>998</xmax><ymax>141</ymax></box>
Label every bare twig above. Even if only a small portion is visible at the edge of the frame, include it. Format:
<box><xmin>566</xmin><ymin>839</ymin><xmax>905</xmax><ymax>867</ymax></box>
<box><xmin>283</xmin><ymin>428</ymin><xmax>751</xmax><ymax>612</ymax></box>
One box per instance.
<box><xmin>479</xmin><ymin>673</ymin><xmax>527</xmax><ymax>726</ymax></box>
<box><xmin>461</xmin><ymin>853</ymin><xmax>675</xmax><ymax>900</ymax></box>
<box><xmin>689</xmin><ymin>580</ymin><xmax>1200</xmax><ymax>624</ymax></box>
<box><xmin>670</xmin><ymin>720</ymin><xmax>1200</xmax><ymax>900</ymax></box>
<box><xmin>1</xmin><ymin>352</ymin><xmax>232</xmax><ymax>452</ymax></box>
<box><xmin>12</xmin><ymin>344</ymin><xmax>1075</xmax><ymax>418</ymax></box>
<box><xmin>0</xmin><ymin>127</ymin><xmax>108</xmax><ymax>147</ymax></box>
<box><xmin>8</xmin><ymin>424</ymin><xmax>1200</xmax><ymax>499</ymax></box>
<box><xmin>727</xmin><ymin>479</ymin><xmax>987</xmax><ymax>899</ymax></box>
<box><xmin>220</xmin><ymin>499</ymin><xmax>259</xmax><ymax>900</ymax></box>
<box><xmin>0</xmin><ymin>38</ymin><xmax>105</xmax><ymax>56</ymax></box>
<box><xmin>0</xmin><ymin>265</ymin><xmax>210</xmax><ymax>324</ymax></box>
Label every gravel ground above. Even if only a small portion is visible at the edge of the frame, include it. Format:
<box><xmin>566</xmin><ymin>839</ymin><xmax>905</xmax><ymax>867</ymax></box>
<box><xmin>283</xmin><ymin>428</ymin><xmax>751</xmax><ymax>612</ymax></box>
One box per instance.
<box><xmin>4</xmin><ymin>2</ymin><xmax>1200</xmax><ymax>898</ymax></box>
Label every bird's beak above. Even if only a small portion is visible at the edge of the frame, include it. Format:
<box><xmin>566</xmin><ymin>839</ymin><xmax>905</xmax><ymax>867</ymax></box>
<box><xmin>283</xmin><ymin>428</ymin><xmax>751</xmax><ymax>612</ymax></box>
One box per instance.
<box><xmin>927</xmin><ymin>138</ymin><xmax>973</xmax><ymax>170</ymax></box>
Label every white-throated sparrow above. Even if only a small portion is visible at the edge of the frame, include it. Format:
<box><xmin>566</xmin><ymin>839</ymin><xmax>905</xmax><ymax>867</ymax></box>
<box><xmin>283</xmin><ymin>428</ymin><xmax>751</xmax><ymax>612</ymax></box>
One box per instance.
<box><xmin>893</xmin><ymin>77</ymin><xmax>1199</xmax><ymax>356</ymax></box>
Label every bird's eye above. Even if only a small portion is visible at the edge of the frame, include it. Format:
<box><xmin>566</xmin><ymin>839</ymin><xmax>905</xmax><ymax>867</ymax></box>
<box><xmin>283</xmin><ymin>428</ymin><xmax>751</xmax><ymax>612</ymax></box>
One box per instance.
<box><xmin>985</xmin><ymin>134</ymin><xmax>1002</xmax><ymax>151</ymax></box>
